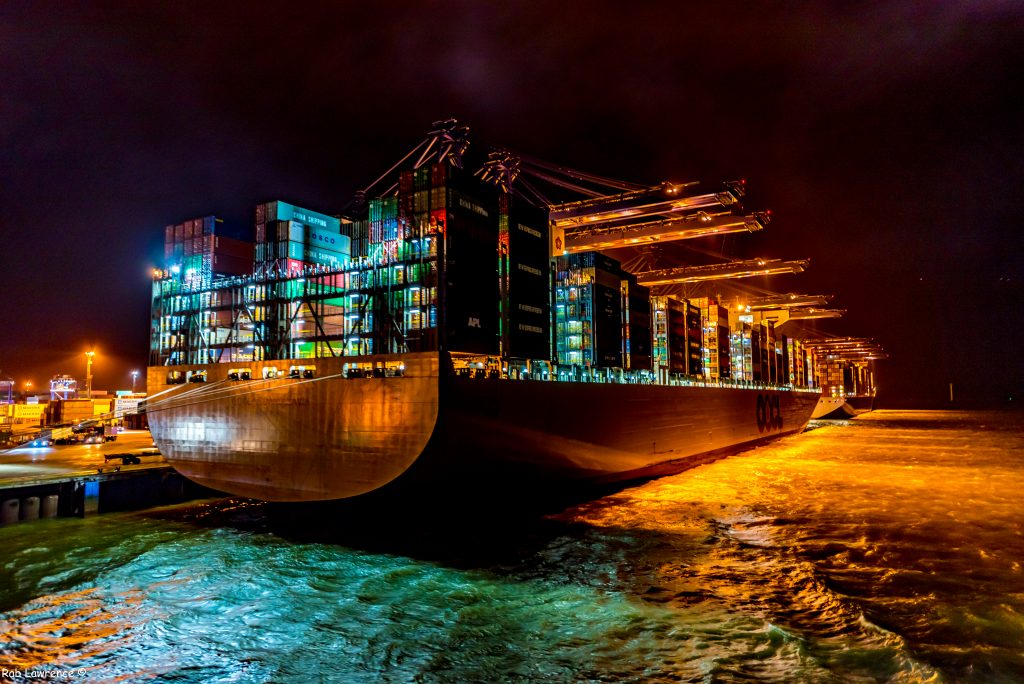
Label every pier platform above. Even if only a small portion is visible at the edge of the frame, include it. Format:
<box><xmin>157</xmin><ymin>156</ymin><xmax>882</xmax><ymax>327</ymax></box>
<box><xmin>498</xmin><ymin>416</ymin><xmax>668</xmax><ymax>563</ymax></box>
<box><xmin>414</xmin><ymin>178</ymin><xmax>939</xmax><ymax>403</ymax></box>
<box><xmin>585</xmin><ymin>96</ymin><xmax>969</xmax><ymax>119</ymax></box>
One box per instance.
<box><xmin>0</xmin><ymin>430</ymin><xmax>209</xmax><ymax>522</ymax></box>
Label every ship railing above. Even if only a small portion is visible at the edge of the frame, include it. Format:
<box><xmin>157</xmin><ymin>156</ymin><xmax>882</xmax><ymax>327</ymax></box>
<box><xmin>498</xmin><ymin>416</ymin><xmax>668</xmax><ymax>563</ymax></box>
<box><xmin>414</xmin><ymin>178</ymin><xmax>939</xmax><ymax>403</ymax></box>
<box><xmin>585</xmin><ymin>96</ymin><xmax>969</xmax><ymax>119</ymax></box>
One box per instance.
<box><xmin>448</xmin><ymin>355</ymin><xmax>820</xmax><ymax>392</ymax></box>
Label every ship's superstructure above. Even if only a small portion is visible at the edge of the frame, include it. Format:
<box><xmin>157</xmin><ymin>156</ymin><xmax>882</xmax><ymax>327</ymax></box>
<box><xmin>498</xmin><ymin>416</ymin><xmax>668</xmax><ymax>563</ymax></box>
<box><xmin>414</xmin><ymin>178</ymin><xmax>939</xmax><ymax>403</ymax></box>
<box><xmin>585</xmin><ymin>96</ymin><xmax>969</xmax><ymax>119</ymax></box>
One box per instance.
<box><xmin>146</xmin><ymin>122</ymin><xmax>862</xmax><ymax>502</ymax></box>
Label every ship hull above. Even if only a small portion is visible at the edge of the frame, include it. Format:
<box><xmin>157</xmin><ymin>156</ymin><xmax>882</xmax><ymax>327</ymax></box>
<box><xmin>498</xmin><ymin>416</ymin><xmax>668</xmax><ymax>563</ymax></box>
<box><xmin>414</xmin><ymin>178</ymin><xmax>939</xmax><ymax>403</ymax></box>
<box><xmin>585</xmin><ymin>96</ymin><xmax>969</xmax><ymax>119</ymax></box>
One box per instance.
<box><xmin>146</xmin><ymin>354</ymin><xmax>439</xmax><ymax>501</ymax></box>
<box><xmin>431</xmin><ymin>377</ymin><xmax>819</xmax><ymax>483</ymax></box>
<box><xmin>813</xmin><ymin>394</ymin><xmax>876</xmax><ymax>420</ymax></box>
<box><xmin>148</xmin><ymin>354</ymin><xmax>820</xmax><ymax>502</ymax></box>
<box><xmin>845</xmin><ymin>395</ymin><xmax>875</xmax><ymax>414</ymax></box>
<box><xmin>812</xmin><ymin>395</ymin><xmax>848</xmax><ymax>419</ymax></box>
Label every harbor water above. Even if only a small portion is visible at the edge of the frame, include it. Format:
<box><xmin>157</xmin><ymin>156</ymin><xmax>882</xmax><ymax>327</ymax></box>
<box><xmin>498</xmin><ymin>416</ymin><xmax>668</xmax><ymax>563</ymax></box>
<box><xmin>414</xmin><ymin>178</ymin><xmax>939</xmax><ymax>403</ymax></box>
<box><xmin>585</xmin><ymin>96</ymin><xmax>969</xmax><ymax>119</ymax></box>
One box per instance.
<box><xmin>1</xmin><ymin>410</ymin><xmax>1022</xmax><ymax>682</ymax></box>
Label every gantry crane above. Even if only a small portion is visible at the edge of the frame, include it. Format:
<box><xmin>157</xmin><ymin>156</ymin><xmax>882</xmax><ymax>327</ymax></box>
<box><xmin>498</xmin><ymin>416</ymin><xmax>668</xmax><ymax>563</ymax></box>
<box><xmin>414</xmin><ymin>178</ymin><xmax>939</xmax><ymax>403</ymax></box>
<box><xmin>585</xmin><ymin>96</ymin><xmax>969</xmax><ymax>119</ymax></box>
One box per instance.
<box><xmin>634</xmin><ymin>258</ymin><xmax>809</xmax><ymax>286</ymax></box>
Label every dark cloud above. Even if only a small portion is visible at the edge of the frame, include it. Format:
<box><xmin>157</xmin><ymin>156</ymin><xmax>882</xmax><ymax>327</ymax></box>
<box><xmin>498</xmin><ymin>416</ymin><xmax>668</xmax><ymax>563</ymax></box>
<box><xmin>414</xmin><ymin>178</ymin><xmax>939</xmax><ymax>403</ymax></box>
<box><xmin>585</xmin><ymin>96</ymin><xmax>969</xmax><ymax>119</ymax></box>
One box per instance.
<box><xmin>1</xmin><ymin>1</ymin><xmax>1021</xmax><ymax>405</ymax></box>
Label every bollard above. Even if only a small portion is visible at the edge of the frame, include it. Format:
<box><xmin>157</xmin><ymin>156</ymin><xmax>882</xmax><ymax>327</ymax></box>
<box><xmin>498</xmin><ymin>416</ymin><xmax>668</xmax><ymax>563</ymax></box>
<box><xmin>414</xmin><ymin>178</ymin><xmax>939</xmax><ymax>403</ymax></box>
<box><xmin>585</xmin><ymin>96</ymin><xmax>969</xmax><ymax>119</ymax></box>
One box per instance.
<box><xmin>41</xmin><ymin>494</ymin><xmax>59</xmax><ymax>519</ymax></box>
<box><xmin>20</xmin><ymin>496</ymin><xmax>40</xmax><ymax>521</ymax></box>
<box><xmin>1</xmin><ymin>498</ymin><xmax>20</xmax><ymax>525</ymax></box>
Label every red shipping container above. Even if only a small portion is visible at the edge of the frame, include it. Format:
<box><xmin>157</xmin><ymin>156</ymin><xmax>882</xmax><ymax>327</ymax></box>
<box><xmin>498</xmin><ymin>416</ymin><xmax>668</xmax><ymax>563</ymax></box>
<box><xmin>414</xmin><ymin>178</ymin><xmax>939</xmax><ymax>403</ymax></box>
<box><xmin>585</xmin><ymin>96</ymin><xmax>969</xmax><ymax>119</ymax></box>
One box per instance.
<box><xmin>431</xmin><ymin>162</ymin><xmax>450</xmax><ymax>187</ymax></box>
<box><xmin>214</xmin><ymin>235</ymin><xmax>254</xmax><ymax>260</ymax></box>
<box><xmin>429</xmin><ymin>209</ymin><xmax>447</xmax><ymax>234</ymax></box>
<box><xmin>399</xmin><ymin>170</ymin><xmax>414</xmax><ymax>194</ymax></box>
<box><xmin>212</xmin><ymin>254</ymin><xmax>251</xmax><ymax>276</ymax></box>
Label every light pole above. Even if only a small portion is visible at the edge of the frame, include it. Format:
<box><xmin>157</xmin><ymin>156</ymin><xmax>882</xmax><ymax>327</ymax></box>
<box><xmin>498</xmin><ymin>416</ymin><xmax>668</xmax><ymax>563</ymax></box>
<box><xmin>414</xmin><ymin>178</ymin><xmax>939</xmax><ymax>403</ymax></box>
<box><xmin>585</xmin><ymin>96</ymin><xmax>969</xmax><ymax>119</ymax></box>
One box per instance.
<box><xmin>85</xmin><ymin>351</ymin><xmax>95</xmax><ymax>400</ymax></box>
<box><xmin>24</xmin><ymin>380</ymin><xmax>32</xmax><ymax>398</ymax></box>
<box><xmin>131</xmin><ymin>370</ymin><xmax>139</xmax><ymax>393</ymax></box>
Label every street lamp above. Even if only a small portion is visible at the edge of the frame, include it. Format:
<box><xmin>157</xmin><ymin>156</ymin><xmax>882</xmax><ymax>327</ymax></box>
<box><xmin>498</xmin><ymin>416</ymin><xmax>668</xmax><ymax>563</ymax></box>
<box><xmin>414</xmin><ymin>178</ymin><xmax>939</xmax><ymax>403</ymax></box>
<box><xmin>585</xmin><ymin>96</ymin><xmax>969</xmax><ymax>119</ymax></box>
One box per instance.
<box><xmin>85</xmin><ymin>351</ymin><xmax>95</xmax><ymax>400</ymax></box>
<box><xmin>24</xmin><ymin>380</ymin><xmax>32</xmax><ymax>397</ymax></box>
<box><xmin>131</xmin><ymin>370</ymin><xmax>139</xmax><ymax>393</ymax></box>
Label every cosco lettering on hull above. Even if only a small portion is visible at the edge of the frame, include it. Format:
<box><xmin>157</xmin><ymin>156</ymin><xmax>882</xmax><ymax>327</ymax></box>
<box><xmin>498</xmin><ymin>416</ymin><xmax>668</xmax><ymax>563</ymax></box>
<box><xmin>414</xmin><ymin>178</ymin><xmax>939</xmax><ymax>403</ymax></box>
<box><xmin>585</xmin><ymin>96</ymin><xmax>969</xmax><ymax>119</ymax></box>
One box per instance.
<box><xmin>756</xmin><ymin>394</ymin><xmax>783</xmax><ymax>433</ymax></box>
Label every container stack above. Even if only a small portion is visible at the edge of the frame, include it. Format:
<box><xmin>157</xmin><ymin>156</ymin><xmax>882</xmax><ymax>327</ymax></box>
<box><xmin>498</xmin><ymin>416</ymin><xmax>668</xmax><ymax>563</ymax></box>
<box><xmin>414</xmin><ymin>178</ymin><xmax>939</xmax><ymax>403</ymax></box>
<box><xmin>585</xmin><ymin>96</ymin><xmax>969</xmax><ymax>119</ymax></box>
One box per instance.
<box><xmin>693</xmin><ymin>298</ymin><xmax>732</xmax><ymax>380</ymax></box>
<box><xmin>651</xmin><ymin>296</ymin><xmax>703</xmax><ymax>380</ymax></box>
<box><xmin>777</xmin><ymin>333</ymin><xmax>790</xmax><ymax>386</ymax></box>
<box><xmin>620</xmin><ymin>276</ymin><xmax>652</xmax><ymax>371</ymax></box>
<box><xmin>751</xmin><ymin>324</ymin><xmax>764</xmax><ymax>382</ymax></box>
<box><xmin>684</xmin><ymin>301</ymin><xmax>703</xmax><ymax>377</ymax></box>
<box><xmin>729</xmin><ymin>321</ymin><xmax>755</xmax><ymax>382</ymax></box>
<box><xmin>554</xmin><ymin>253</ymin><xmax>623</xmax><ymax>369</ymax></box>
<box><xmin>164</xmin><ymin>216</ymin><xmax>253</xmax><ymax>288</ymax></box>
<box><xmin>651</xmin><ymin>296</ymin><xmax>670</xmax><ymax>380</ymax></box>
<box><xmin>339</xmin><ymin>219</ymin><xmax>369</xmax><ymax>259</ymax></box>
<box><xmin>368</xmin><ymin>196</ymin><xmax>401</xmax><ymax>260</ymax></box>
<box><xmin>395</xmin><ymin>163</ymin><xmax>499</xmax><ymax>356</ymax></box>
<box><xmin>757</xmin><ymin>321</ymin><xmax>775</xmax><ymax>383</ymax></box>
<box><xmin>818</xmin><ymin>359</ymin><xmax>845</xmax><ymax>395</ymax></box>
<box><xmin>440</xmin><ymin>171</ymin><xmax>500</xmax><ymax>356</ymax></box>
<box><xmin>46</xmin><ymin>398</ymin><xmax>110</xmax><ymax>425</ymax></box>
<box><xmin>254</xmin><ymin>201</ymin><xmax>348</xmax><ymax>277</ymax></box>
<box><xmin>765</xmin><ymin>320</ymin><xmax>778</xmax><ymax>384</ymax></box>
<box><xmin>499</xmin><ymin>195</ymin><xmax>551</xmax><ymax>361</ymax></box>
<box><xmin>813</xmin><ymin>356</ymin><xmax>869</xmax><ymax>396</ymax></box>
<box><xmin>785</xmin><ymin>337</ymin><xmax>810</xmax><ymax>387</ymax></box>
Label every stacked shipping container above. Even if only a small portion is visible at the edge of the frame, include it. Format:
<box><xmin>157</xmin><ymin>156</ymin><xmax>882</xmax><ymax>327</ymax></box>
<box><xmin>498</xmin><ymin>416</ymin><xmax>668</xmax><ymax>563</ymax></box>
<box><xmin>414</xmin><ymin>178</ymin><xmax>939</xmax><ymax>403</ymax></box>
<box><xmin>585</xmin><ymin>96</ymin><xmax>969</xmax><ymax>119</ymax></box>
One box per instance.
<box><xmin>651</xmin><ymin>296</ymin><xmax>703</xmax><ymax>379</ymax></box>
<box><xmin>501</xmin><ymin>196</ymin><xmax>552</xmax><ymax>361</ymax></box>
<box><xmin>554</xmin><ymin>253</ymin><xmax>623</xmax><ymax>369</ymax></box>
<box><xmin>693</xmin><ymin>298</ymin><xmax>731</xmax><ymax>380</ymax></box>
<box><xmin>621</xmin><ymin>277</ymin><xmax>652</xmax><ymax>371</ymax></box>
<box><xmin>163</xmin><ymin>216</ymin><xmax>253</xmax><ymax>288</ymax></box>
<box><xmin>254</xmin><ymin>201</ymin><xmax>349</xmax><ymax>276</ymax></box>
<box><xmin>152</xmin><ymin>173</ymin><xmax>823</xmax><ymax>393</ymax></box>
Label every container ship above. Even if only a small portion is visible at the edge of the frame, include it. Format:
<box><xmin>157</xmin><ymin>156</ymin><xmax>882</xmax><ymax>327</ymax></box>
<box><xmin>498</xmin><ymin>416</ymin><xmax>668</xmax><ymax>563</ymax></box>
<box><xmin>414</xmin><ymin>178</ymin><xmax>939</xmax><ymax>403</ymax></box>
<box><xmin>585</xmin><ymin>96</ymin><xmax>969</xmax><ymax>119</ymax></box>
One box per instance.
<box><xmin>803</xmin><ymin>338</ymin><xmax>885</xmax><ymax>419</ymax></box>
<box><xmin>145</xmin><ymin>122</ymin><xmax>827</xmax><ymax>502</ymax></box>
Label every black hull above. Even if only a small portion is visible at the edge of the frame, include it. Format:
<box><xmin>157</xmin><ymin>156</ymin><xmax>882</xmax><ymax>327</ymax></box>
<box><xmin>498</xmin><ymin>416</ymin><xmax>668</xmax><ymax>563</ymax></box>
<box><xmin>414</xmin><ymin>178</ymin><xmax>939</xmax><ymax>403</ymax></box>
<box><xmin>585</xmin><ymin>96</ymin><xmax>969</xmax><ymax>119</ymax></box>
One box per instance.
<box><xmin>845</xmin><ymin>395</ymin><xmax>875</xmax><ymax>414</ymax></box>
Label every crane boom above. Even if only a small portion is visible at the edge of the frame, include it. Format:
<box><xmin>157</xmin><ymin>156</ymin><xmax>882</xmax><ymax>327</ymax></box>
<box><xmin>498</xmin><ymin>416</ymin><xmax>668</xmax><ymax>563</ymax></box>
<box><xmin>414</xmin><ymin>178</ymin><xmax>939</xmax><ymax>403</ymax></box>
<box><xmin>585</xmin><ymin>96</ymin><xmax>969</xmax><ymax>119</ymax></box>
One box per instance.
<box><xmin>551</xmin><ymin>189</ymin><xmax>740</xmax><ymax>228</ymax></box>
<box><xmin>742</xmin><ymin>293</ymin><xmax>832</xmax><ymax>310</ymax></box>
<box><xmin>784</xmin><ymin>308</ymin><xmax>846</xmax><ymax>320</ymax></box>
<box><xmin>635</xmin><ymin>258</ymin><xmax>809</xmax><ymax>286</ymax></box>
<box><xmin>564</xmin><ymin>211</ymin><xmax>766</xmax><ymax>253</ymax></box>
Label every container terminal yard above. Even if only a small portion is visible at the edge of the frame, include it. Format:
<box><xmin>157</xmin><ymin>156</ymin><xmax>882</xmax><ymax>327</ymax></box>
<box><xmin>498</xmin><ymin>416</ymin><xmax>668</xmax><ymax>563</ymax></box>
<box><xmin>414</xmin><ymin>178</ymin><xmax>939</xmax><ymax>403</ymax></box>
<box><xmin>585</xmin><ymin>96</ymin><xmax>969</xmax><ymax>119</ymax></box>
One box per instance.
<box><xmin>0</xmin><ymin>384</ymin><xmax>212</xmax><ymax>523</ymax></box>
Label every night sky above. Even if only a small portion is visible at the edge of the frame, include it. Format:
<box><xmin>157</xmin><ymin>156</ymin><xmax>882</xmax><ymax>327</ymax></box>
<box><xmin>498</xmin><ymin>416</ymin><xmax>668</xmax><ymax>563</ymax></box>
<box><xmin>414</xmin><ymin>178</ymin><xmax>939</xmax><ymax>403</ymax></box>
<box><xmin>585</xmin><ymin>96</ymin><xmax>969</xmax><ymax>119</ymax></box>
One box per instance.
<box><xmin>1</xmin><ymin>2</ymin><xmax>1021</xmax><ymax>407</ymax></box>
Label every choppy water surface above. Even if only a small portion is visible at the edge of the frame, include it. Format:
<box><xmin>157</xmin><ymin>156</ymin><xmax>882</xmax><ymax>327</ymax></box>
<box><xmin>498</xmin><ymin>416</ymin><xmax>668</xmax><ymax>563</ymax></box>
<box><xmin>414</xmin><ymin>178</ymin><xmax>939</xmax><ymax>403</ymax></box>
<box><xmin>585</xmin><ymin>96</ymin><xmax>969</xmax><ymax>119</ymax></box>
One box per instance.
<box><xmin>2</xmin><ymin>410</ymin><xmax>1022</xmax><ymax>682</ymax></box>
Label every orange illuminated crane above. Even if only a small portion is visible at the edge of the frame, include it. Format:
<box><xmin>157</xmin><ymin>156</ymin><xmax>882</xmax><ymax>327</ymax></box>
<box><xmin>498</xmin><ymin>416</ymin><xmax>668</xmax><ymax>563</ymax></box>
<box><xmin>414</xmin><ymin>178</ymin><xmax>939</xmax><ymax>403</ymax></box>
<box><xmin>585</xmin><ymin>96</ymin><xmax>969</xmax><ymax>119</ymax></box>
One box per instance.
<box><xmin>634</xmin><ymin>258</ymin><xmax>809</xmax><ymax>286</ymax></box>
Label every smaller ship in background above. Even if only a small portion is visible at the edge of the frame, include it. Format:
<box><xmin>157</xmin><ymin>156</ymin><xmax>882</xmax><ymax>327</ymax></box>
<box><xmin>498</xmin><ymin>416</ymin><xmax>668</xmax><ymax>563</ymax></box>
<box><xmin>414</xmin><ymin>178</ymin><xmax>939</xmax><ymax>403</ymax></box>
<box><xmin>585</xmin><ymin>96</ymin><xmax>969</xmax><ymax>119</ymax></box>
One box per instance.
<box><xmin>803</xmin><ymin>337</ymin><xmax>886</xmax><ymax>419</ymax></box>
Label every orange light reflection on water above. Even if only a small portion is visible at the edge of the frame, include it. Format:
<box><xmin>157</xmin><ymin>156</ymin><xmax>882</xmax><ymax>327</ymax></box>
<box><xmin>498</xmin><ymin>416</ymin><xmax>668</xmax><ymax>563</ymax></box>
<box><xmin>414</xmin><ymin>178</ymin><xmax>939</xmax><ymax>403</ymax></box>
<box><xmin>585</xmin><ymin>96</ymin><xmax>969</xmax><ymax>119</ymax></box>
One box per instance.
<box><xmin>0</xmin><ymin>587</ymin><xmax>146</xmax><ymax>672</ymax></box>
